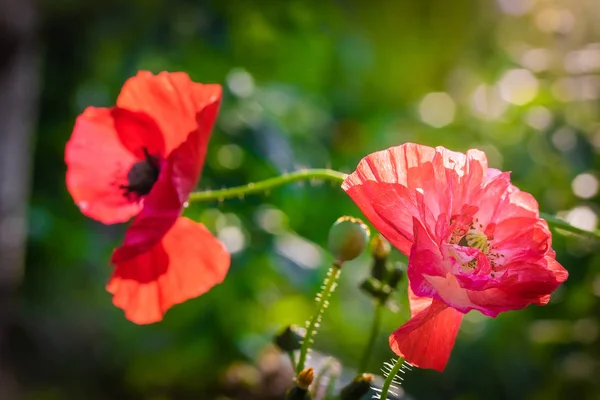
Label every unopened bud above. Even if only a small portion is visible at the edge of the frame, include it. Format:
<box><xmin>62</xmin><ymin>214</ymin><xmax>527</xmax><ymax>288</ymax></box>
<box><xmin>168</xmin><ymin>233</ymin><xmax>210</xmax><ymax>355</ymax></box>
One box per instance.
<box><xmin>371</xmin><ymin>235</ymin><xmax>391</xmax><ymax>260</ymax></box>
<box><xmin>274</xmin><ymin>325</ymin><xmax>305</xmax><ymax>352</ymax></box>
<box><xmin>340</xmin><ymin>373</ymin><xmax>374</xmax><ymax>400</ymax></box>
<box><xmin>328</xmin><ymin>216</ymin><xmax>370</xmax><ymax>266</ymax></box>
<box><xmin>387</xmin><ymin>264</ymin><xmax>404</xmax><ymax>289</ymax></box>
<box><xmin>360</xmin><ymin>277</ymin><xmax>392</xmax><ymax>301</ymax></box>
<box><xmin>297</xmin><ymin>368</ymin><xmax>314</xmax><ymax>390</ymax></box>
<box><xmin>285</xmin><ymin>368</ymin><xmax>314</xmax><ymax>400</ymax></box>
<box><xmin>370</xmin><ymin>235</ymin><xmax>390</xmax><ymax>280</ymax></box>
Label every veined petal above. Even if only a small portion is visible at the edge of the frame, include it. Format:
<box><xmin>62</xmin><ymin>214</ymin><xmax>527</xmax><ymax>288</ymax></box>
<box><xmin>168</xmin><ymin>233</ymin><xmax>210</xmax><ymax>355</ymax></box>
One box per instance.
<box><xmin>116</xmin><ymin>71</ymin><xmax>222</xmax><ymax>156</ymax></box>
<box><xmin>65</xmin><ymin>107</ymin><xmax>148</xmax><ymax>224</ymax></box>
<box><xmin>389</xmin><ymin>298</ymin><xmax>463</xmax><ymax>371</ymax></box>
<box><xmin>107</xmin><ymin>217</ymin><xmax>230</xmax><ymax>324</ymax></box>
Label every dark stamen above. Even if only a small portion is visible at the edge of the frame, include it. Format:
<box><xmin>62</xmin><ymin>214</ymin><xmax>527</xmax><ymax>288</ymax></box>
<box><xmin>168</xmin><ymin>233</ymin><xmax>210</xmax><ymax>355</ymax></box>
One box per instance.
<box><xmin>120</xmin><ymin>147</ymin><xmax>160</xmax><ymax>199</ymax></box>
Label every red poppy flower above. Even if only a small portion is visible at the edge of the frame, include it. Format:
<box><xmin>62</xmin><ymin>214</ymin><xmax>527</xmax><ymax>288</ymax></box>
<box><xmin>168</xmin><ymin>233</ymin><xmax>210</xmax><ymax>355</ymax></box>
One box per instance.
<box><xmin>65</xmin><ymin>71</ymin><xmax>230</xmax><ymax>324</ymax></box>
<box><xmin>343</xmin><ymin>143</ymin><xmax>568</xmax><ymax>371</ymax></box>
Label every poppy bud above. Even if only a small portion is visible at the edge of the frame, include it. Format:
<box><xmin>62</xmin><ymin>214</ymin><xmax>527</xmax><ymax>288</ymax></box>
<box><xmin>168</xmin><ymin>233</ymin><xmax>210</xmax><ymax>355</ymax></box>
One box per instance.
<box><xmin>370</xmin><ymin>235</ymin><xmax>391</xmax><ymax>280</ymax></box>
<box><xmin>387</xmin><ymin>263</ymin><xmax>404</xmax><ymax>289</ymax></box>
<box><xmin>285</xmin><ymin>368</ymin><xmax>314</xmax><ymax>400</ymax></box>
<box><xmin>328</xmin><ymin>216</ymin><xmax>370</xmax><ymax>266</ymax></box>
<box><xmin>371</xmin><ymin>235</ymin><xmax>391</xmax><ymax>260</ymax></box>
<box><xmin>274</xmin><ymin>325</ymin><xmax>305</xmax><ymax>352</ymax></box>
<box><xmin>360</xmin><ymin>277</ymin><xmax>392</xmax><ymax>301</ymax></box>
<box><xmin>297</xmin><ymin>367</ymin><xmax>314</xmax><ymax>390</ymax></box>
<box><xmin>340</xmin><ymin>373</ymin><xmax>374</xmax><ymax>400</ymax></box>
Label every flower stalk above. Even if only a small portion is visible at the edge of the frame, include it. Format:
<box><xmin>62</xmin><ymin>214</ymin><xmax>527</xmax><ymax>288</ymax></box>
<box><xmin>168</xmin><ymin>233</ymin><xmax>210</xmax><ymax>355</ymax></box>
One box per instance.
<box><xmin>296</xmin><ymin>265</ymin><xmax>342</xmax><ymax>375</ymax></box>
<box><xmin>189</xmin><ymin>168</ymin><xmax>599</xmax><ymax>241</ymax></box>
<box><xmin>188</xmin><ymin>169</ymin><xmax>347</xmax><ymax>203</ymax></box>
<box><xmin>358</xmin><ymin>299</ymin><xmax>385</xmax><ymax>373</ymax></box>
<box><xmin>378</xmin><ymin>357</ymin><xmax>405</xmax><ymax>400</ymax></box>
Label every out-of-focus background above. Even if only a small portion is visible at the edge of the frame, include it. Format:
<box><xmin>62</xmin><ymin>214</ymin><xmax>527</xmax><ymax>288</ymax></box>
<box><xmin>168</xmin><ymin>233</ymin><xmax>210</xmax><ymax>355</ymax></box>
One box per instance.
<box><xmin>1</xmin><ymin>0</ymin><xmax>599</xmax><ymax>399</ymax></box>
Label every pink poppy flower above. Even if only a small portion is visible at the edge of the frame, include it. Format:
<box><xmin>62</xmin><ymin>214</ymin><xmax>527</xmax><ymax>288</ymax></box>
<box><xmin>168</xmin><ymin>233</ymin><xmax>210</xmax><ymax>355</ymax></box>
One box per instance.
<box><xmin>65</xmin><ymin>71</ymin><xmax>230</xmax><ymax>324</ymax></box>
<box><xmin>343</xmin><ymin>143</ymin><xmax>568</xmax><ymax>371</ymax></box>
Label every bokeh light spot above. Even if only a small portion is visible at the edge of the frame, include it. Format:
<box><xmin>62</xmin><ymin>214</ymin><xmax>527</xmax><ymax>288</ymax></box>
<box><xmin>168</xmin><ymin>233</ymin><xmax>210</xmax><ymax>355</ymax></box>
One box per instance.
<box><xmin>217</xmin><ymin>144</ymin><xmax>244</xmax><ymax>170</ymax></box>
<box><xmin>535</xmin><ymin>8</ymin><xmax>575</xmax><ymax>34</ymax></box>
<box><xmin>521</xmin><ymin>48</ymin><xmax>551</xmax><ymax>72</ymax></box>
<box><xmin>565</xmin><ymin>206</ymin><xmax>598</xmax><ymax>232</ymax></box>
<box><xmin>525</xmin><ymin>106</ymin><xmax>553</xmax><ymax>131</ymax></box>
<box><xmin>226</xmin><ymin>68</ymin><xmax>255</xmax><ymax>98</ymax></box>
<box><xmin>572</xmin><ymin>173</ymin><xmax>599</xmax><ymax>199</ymax></box>
<box><xmin>552</xmin><ymin>127</ymin><xmax>577</xmax><ymax>151</ymax></box>
<box><xmin>498</xmin><ymin>69</ymin><xmax>539</xmax><ymax>105</ymax></box>
<box><xmin>218</xmin><ymin>226</ymin><xmax>246</xmax><ymax>254</ymax></box>
<box><xmin>471</xmin><ymin>84</ymin><xmax>508</xmax><ymax>119</ymax></box>
<box><xmin>496</xmin><ymin>0</ymin><xmax>536</xmax><ymax>16</ymax></box>
<box><xmin>418</xmin><ymin>92</ymin><xmax>456</xmax><ymax>128</ymax></box>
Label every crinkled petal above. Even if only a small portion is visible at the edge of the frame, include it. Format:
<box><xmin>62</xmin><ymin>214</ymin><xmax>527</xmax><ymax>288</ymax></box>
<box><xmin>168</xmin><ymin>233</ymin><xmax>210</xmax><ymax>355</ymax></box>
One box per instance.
<box><xmin>107</xmin><ymin>217</ymin><xmax>230</xmax><ymax>324</ymax></box>
<box><xmin>65</xmin><ymin>107</ymin><xmax>155</xmax><ymax>224</ymax></box>
<box><xmin>117</xmin><ymin>71</ymin><xmax>222</xmax><ymax>156</ymax></box>
<box><xmin>389</xmin><ymin>299</ymin><xmax>463</xmax><ymax>371</ymax></box>
<box><xmin>407</xmin><ymin>218</ymin><xmax>448</xmax><ymax>297</ymax></box>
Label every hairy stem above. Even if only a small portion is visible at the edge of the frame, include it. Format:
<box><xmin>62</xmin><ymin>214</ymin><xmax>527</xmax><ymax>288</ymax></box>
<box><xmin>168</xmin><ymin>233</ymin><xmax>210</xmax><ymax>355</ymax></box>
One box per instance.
<box><xmin>188</xmin><ymin>169</ymin><xmax>347</xmax><ymax>203</ymax></box>
<box><xmin>379</xmin><ymin>357</ymin><xmax>404</xmax><ymax>400</ymax></box>
<box><xmin>358</xmin><ymin>300</ymin><xmax>384</xmax><ymax>373</ymax></box>
<box><xmin>188</xmin><ymin>168</ymin><xmax>599</xmax><ymax>241</ymax></box>
<box><xmin>296</xmin><ymin>265</ymin><xmax>342</xmax><ymax>375</ymax></box>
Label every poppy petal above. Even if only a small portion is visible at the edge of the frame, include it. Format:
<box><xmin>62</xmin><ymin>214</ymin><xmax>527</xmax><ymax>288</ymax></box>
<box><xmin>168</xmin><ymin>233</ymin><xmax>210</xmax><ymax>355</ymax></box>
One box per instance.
<box><xmin>107</xmin><ymin>217</ymin><xmax>230</xmax><ymax>324</ymax></box>
<box><xmin>116</xmin><ymin>71</ymin><xmax>222</xmax><ymax>155</ymax></box>
<box><xmin>65</xmin><ymin>107</ymin><xmax>143</xmax><ymax>224</ymax></box>
<box><xmin>110</xmin><ymin>125</ymin><xmax>216</xmax><ymax>263</ymax></box>
<box><xmin>389</xmin><ymin>298</ymin><xmax>463</xmax><ymax>371</ymax></box>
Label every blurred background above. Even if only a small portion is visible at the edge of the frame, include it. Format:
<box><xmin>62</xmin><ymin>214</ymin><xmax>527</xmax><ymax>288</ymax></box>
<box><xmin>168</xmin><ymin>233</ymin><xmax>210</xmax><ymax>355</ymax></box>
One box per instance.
<box><xmin>1</xmin><ymin>0</ymin><xmax>599</xmax><ymax>398</ymax></box>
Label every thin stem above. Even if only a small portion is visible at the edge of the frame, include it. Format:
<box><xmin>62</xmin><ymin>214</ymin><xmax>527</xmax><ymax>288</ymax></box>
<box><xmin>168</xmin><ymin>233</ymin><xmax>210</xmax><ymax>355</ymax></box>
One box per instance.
<box><xmin>379</xmin><ymin>357</ymin><xmax>404</xmax><ymax>400</ymax></box>
<box><xmin>540</xmin><ymin>212</ymin><xmax>600</xmax><ymax>241</ymax></box>
<box><xmin>288</xmin><ymin>351</ymin><xmax>297</xmax><ymax>370</ymax></box>
<box><xmin>296</xmin><ymin>265</ymin><xmax>342</xmax><ymax>375</ymax></box>
<box><xmin>358</xmin><ymin>300</ymin><xmax>384</xmax><ymax>373</ymax></box>
<box><xmin>188</xmin><ymin>169</ymin><xmax>347</xmax><ymax>203</ymax></box>
<box><xmin>189</xmin><ymin>167</ymin><xmax>599</xmax><ymax>241</ymax></box>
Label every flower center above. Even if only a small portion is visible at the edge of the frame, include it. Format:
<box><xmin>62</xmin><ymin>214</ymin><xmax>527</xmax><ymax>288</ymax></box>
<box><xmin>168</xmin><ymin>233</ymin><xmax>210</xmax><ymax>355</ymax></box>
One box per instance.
<box><xmin>120</xmin><ymin>148</ymin><xmax>160</xmax><ymax>198</ymax></box>
<box><xmin>459</xmin><ymin>228</ymin><xmax>490</xmax><ymax>254</ymax></box>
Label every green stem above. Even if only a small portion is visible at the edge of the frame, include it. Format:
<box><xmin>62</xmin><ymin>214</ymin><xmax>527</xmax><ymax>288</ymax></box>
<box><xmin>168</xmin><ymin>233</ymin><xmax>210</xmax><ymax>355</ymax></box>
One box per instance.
<box><xmin>540</xmin><ymin>212</ymin><xmax>600</xmax><ymax>240</ymax></box>
<box><xmin>288</xmin><ymin>351</ymin><xmax>297</xmax><ymax>370</ymax></box>
<box><xmin>188</xmin><ymin>167</ymin><xmax>599</xmax><ymax>241</ymax></box>
<box><xmin>296</xmin><ymin>265</ymin><xmax>342</xmax><ymax>375</ymax></box>
<box><xmin>358</xmin><ymin>300</ymin><xmax>384</xmax><ymax>373</ymax></box>
<box><xmin>188</xmin><ymin>169</ymin><xmax>347</xmax><ymax>203</ymax></box>
<box><xmin>379</xmin><ymin>357</ymin><xmax>404</xmax><ymax>400</ymax></box>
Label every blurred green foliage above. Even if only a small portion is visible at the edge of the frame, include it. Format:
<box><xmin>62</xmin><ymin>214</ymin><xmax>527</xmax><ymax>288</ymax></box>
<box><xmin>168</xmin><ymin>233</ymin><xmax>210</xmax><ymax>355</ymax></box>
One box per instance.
<box><xmin>22</xmin><ymin>0</ymin><xmax>600</xmax><ymax>399</ymax></box>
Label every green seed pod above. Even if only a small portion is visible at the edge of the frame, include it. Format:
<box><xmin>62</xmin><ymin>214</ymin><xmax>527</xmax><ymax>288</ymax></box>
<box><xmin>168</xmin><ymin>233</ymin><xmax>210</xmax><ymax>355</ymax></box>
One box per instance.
<box><xmin>274</xmin><ymin>325</ymin><xmax>305</xmax><ymax>352</ymax></box>
<box><xmin>327</xmin><ymin>216</ymin><xmax>370</xmax><ymax>266</ymax></box>
<box><xmin>340</xmin><ymin>373</ymin><xmax>374</xmax><ymax>400</ymax></box>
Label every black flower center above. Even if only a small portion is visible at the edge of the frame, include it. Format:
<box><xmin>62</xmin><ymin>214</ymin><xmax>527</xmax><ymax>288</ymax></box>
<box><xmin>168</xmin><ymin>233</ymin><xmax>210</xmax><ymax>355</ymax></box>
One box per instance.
<box><xmin>120</xmin><ymin>148</ymin><xmax>160</xmax><ymax>198</ymax></box>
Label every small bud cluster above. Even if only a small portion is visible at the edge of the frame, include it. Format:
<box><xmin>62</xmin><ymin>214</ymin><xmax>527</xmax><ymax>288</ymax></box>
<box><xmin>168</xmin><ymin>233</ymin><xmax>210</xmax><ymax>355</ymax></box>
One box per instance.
<box><xmin>360</xmin><ymin>235</ymin><xmax>404</xmax><ymax>303</ymax></box>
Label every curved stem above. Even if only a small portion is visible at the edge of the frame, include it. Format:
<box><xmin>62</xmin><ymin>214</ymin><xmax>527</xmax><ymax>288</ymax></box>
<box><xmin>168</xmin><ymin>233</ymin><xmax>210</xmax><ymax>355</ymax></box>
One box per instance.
<box><xmin>189</xmin><ymin>168</ymin><xmax>599</xmax><ymax>241</ymax></box>
<box><xmin>358</xmin><ymin>299</ymin><xmax>384</xmax><ymax>373</ymax></box>
<box><xmin>296</xmin><ymin>265</ymin><xmax>342</xmax><ymax>375</ymax></box>
<box><xmin>540</xmin><ymin>212</ymin><xmax>600</xmax><ymax>240</ymax></box>
<box><xmin>188</xmin><ymin>169</ymin><xmax>347</xmax><ymax>203</ymax></box>
<box><xmin>379</xmin><ymin>357</ymin><xmax>404</xmax><ymax>400</ymax></box>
